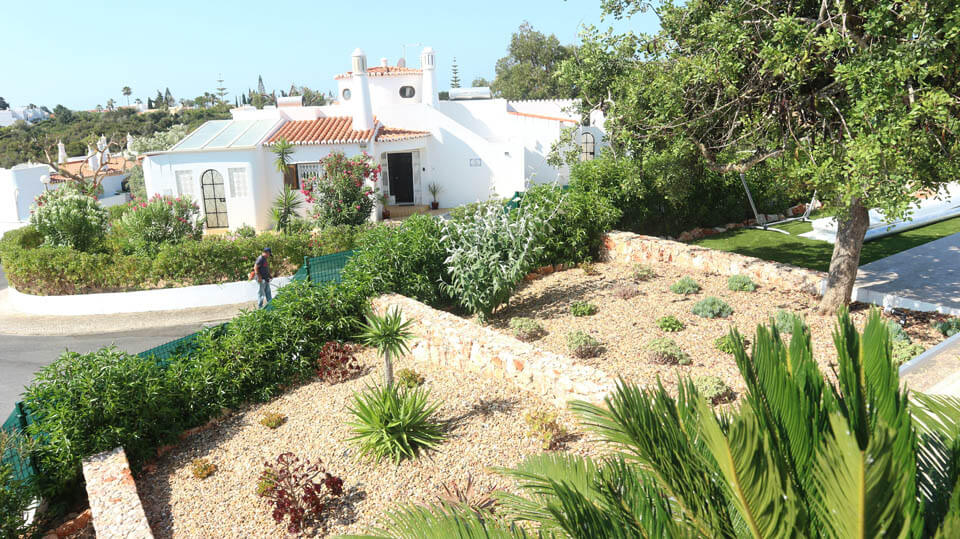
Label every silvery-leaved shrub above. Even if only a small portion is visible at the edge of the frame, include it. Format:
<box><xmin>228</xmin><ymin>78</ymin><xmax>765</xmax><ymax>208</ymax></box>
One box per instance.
<box><xmin>29</xmin><ymin>185</ymin><xmax>108</xmax><ymax>251</ymax></box>
<box><xmin>442</xmin><ymin>198</ymin><xmax>553</xmax><ymax>321</ymax></box>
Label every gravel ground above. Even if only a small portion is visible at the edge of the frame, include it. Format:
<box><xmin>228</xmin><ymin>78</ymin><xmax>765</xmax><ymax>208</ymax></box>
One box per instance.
<box><xmin>138</xmin><ymin>348</ymin><xmax>600</xmax><ymax>537</ymax></box>
<box><xmin>483</xmin><ymin>262</ymin><xmax>946</xmax><ymax>402</ymax></box>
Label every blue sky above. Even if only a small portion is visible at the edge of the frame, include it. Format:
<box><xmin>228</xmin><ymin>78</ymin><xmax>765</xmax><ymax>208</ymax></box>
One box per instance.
<box><xmin>1</xmin><ymin>0</ymin><xmax>659</xmax><ymax>111</ymax></box>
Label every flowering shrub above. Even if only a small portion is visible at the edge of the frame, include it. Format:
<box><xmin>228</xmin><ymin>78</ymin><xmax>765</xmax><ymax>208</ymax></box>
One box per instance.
<box><xmin>29</xmin><ymin>186</ymin><xmax>108</xmax><ymax>251</ymax></box>
<box><xmin>113</xmin><ymin>194</ymin><xmax>203</xmax><ymax>254</ymax></box>
<box><xmin>302</xmin><ymin>152</ymin><xmax>379</xmax><ymax>227</ymax></box>
<box><xmin>257</xmin><ymin>452</ymin><xmax>344</xmax><ymax>534</ymax></box>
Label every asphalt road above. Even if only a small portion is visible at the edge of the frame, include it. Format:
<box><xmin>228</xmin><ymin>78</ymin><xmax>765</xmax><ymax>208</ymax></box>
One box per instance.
<box><xmin>0</xmin><ymin>323</ymin><xmax>212</xmax><ymax>415</ymax></box>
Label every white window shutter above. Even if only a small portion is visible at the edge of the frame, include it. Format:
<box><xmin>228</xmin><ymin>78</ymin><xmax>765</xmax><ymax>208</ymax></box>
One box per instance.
<box><xmin>411</xmin><ymin>151</ymin><xmax>421</xmax><ymax>205</ymax></box>
<box><xmin>379</xmin><ymin>152</ymin><xmax>390</xmax><ymax>198</ymax></box>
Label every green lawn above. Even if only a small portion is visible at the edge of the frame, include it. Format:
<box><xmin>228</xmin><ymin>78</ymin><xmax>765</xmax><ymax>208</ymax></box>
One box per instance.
<box><xmin>691</xmin><ymin>215</ymin><xmax>960</xmax><ymax>272</ymax></box>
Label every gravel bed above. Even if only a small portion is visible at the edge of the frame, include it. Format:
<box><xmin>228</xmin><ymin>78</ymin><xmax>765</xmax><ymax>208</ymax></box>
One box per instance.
<box><xmin>138</xmin><ymin>348</ymin><xmax>599</xmax><ymax>537</ymax></box>
<box><xmin>483</xmin><ymin>262</ymin><xmax>946</xmax><ymax>401</ymax></box>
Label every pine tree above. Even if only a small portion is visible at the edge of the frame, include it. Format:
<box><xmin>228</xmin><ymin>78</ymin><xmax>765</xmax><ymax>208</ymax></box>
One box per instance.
<box><xmin>257</xmin><ymin>75</ymin><xmax>266</xmax><ymax>95</ymax></box>
<box><xmin>215</xmin><ymin>74</ymin><xmax>228</xmax><ymax>103</ymax></box>
<box><xmin>155</xmin><ymin>90</ymin><xmax>164</xmax><ymax>108</ymax></box>
<box><xmin>450</xmin><ymin>58</ymin><xmax>461</xmax><ymax>88</ymax></box>
<box><xmin>289</xmin><ymin>83</ymin><xmax>298</xmax><ymax>96</ymax></box>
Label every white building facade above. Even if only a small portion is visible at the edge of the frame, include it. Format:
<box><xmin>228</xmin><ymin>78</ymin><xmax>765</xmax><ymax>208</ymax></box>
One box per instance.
<box><xmin>142</xmin><ymin>47</ymin><xmax>607</xmax><ymax>231</ymax></box>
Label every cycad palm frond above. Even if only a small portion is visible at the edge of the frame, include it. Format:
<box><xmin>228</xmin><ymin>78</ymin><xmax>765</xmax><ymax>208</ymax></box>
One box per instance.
<box><xmin>344</xmin><ymin>503</ymin><xmax>529</xmax><ymax>539</ymax></box>
<box><xmin>494</xmin><ymin>453</ymin><xmax>602</xmax><ymax>531</ymax></box>
<box><xmin>911</xmin><ymin>392</ymin><xmax>960</xmax><ymax>534</ymax></box>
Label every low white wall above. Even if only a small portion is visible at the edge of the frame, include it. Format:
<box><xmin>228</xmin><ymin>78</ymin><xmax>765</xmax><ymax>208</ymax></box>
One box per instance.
<box><xmin>7</xmin><ymin>276</ymin><xmax>293</xmax><ymax>316</ymax></box>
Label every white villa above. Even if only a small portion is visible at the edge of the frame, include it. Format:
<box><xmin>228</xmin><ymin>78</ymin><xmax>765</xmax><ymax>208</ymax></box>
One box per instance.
<box><xmin>142</xmin><ymin>46</ymin><xmax>607</xmax><ymax>231</ymax></box>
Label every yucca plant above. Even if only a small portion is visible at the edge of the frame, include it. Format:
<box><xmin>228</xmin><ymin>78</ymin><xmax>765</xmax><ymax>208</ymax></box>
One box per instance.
<box><xmin>347</xmin><ymin>383</ymin><xmax>444</xmax><ymax>464</ymax></box>
<box><xmin>270</xmin><ymin>184</ymin><xmax>303</xmax><ymax>234</ymax></box>
<box><xmin>357</xmin><ymin>306</ymin><xmax>415</xmax><ymax>386</ymax></box>
<box><xmin>350</xmin><ymin>308</ymin><xmax>960</xmax><ymax>538</ymax></box>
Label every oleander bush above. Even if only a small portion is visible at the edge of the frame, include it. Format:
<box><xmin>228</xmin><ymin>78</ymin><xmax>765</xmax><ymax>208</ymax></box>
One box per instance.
<box><xmin>567</xmin><ymin>331</ymin><xmax>602</xmax><ymax>358</ymax></box>
<box><xmin>235</xmin><ymin>224</ymin><xmax>257</xmax><ymax>238</ymax></box>
<box><xmin>112</xmin><ymin>194</ymin><xmax>204</xmax><ymax>255</ymax></box>
<box><xmin>570</xmin><ymin>300</ymin><xmax>598</xmax><ymax>317</ymax></box>
<box><xmin>727</xmin><ymin>274</ymin><xmax>756</xmax><ymax>292</ymax></box>
<box><xmin>692</xmin><ymin>297</ymin><xmax>733</xmax><ymax>318</ymax></box>
<box><xmin>694</xmin><ymin>375</ymin><xmax>735</xmax><ymax>404</ymax></box>
<box><xmin>509</xmin><ymin>317</ymin><xmax>546</xmax><ymax>342</ymax></box>
<box><xmin>29</xmin><ymin>185</ymin><xmax>108</xmax><ymax>251</ymax></box>
<box><xmin>646</xmin><ymin>337</ymin><xmax>691</xmax><ymax>365</ymax></box>
<box><xmin>656</xmin><ymin>315</ymin><xmax>685</xmax><ymax>332</ymax></box>
<box><xmin>670</xmin><ymin>276</ymin><xmax>701</xmax><ymax>295</ymax></box>
<box><xmin>302</xmin><ymin>151</ymin><xmax>379</xmax><ymax>227</ymax></box>
<box><xmin>347</xmin><ymin>383</ymin><xmax>445</xmax><ymax>464</ymax></box>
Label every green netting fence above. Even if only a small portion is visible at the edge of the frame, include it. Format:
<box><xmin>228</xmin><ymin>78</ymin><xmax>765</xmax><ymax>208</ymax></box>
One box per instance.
<box><xmin>1</xmin><ymin>249</ymin><xmax>354</xmax><ymax>482</ymax></box>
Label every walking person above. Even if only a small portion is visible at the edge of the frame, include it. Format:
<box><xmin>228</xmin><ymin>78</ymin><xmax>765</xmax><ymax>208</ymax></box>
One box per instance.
<box><xmin>254</xmin><ymin>247</ymin><xmax>272</xmax><ymax>308</ymax></box>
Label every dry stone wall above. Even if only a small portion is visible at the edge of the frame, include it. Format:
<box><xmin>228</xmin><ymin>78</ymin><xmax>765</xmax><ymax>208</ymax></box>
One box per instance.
<box><xmin>371</xmin><ymin>294</ymin><xmax>617</xmax><ymax>407</ymax></box>
<box><xmin>82</xmin><ymin>447</ymin><xmax>153</xmax><ymax>538</ymax></box>
<box><xmin>601</xmin><ymin>231</ymin><xmax>826</xmax><ymax>295</ymax></box>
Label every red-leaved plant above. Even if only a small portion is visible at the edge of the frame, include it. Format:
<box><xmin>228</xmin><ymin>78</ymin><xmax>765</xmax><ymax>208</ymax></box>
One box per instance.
<box><xmin>257</xmin><ymin>452</ymin><xmax>344</xmax><ymax>534</ymax></box>
<box><xmin>316</xmin><ymin>341</ymin><xmax>363</xmax><ymax>383</ymax></box>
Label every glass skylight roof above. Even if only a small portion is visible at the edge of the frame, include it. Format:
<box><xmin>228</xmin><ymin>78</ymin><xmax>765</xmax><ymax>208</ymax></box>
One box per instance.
<box><xmin>168</xmin><ymin>119</ymin><xmax>279</xmax><ymax>152</ymax></box>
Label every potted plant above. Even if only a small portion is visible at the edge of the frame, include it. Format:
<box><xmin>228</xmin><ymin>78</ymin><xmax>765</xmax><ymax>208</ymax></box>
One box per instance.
<box><xmin>380</xmin><ymin>192</ymin><xmax>391</xmax><ymax>219</ymax></box>
<box><xmin>428</xmin><ymin>183</ymin><xmax>442</xmax><ymax>210</ymax></box>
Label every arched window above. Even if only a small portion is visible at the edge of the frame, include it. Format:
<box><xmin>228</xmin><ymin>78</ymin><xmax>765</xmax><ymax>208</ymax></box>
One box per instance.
<box><xmin>580</xmin><ymin>132</ymin><xmax>596</xmax><ymax>161</ymax></box>
<box><xmin>399</xmin><ymin>86</ymin><xmax>416</xmax><ymax>98</ymax></box>
<box><xmin>342</xmin><ymin>88</ymin><xmax>352</xmax><ymax>100</ymax></box>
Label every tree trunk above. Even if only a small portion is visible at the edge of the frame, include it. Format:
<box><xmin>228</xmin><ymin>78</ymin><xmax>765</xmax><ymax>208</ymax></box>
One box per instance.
<box><xmin>819</xmin><ymin>198</ymin><xmax>870</xmax><ymax>314</ymax></box>
<box><xmin>384</xmin><ymin>349</ymin><xmax>394</xmax><ymax>386</ymax></box>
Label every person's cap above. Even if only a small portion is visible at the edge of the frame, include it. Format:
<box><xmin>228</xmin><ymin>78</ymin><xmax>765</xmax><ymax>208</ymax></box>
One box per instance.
<box><xmin>263</xmin><ymin>247</ymin><xmax>272</xmax><ymax>253</ymax></box>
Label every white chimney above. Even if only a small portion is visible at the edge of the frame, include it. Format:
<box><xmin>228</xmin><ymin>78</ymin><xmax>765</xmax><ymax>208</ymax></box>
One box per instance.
<box><xmin>97</xmin><ymin>134</ymin><xmax>107</xmax><ymax>152</ymax></box>
<box><xmin>380</xmin><ymin>57</ymin><xmax>389</xmax><ymax>68</ymax></box>
<box><xmin>126</xmin><ymin>133</ymin><xmax>134</xmax><ymax>152</ymax></box>
<box><xmin>351</xmin><ymin>48</ymin><xmax>375</xmax><ymax>131</ymax></box>
<box><xmin>420</xmin><ymin>47</ymin><xmax>438</xmax><ymax>106</ymax></box>
<box><xmin>57</xmin><ymin>140</ymin><xmax>67</xmax><ymax>164</ymax></box>
<box><xmin>87</xmin><ymin>145</ymin><xmax>99</xmax><ymax>171</ymax></box>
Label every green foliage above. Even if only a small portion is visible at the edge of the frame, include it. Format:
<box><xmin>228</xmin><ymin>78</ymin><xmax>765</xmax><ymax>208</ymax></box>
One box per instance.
<box><xmin>656</xmin><ymin>315</ymin><xmax>685</xmax><ymax>332</ymax></box>
<box><xmin>509</xmin><ymin>317</ymin><xmax>545</xmax><ymax>342</ymax></box>
<box><xmin>632</xmin><ymin>264</ymin><xmax>656</xmax><ymax>281</ymax></box>
<box><xmin>270</xmin><ymin>138</ymin><xmax>294</xmax><ymax>174</ymax></box>
<box><xmin>29</xmin><ymin>186</ymin><xmax>108</xmax><ymax>251</ymax></box>
<box><xmin>524</xmin><ymin>408</ymin><xmax>569</xmax><ymax>450</ymax></box>
<box><xmin>570</xmin><ymin>300</ymin><xmax>598</xmax><ymax>317</ymax></box>
<box><xmin>727</xmin><ymin>274</ymin><xmax>756</xmax><ymax>292</ymax></box>
<box><xmin>692</xmin><ymin>297</ymin><xmax>733</xmax><ymax>319</ymax></box>
<box><xmin>892</xmin><ymin>340</ymin><xmax>926</xmax><ymax>367</ymax></box>
<box><xmin>714</xmin><ymin>333</ymin><xmax>748</xmax><ymax>355</ymax></box>
<box><xmin>0</xmin><ymin>431</ymin><xmax>37</xmax><ymax>539</ymax></box>
<box><xmin>342</xmin><ymin>214</ymin><xmax>448</xmax><ymax>307</ymax></box>
<box><xmin>191</xmin><ymin>458</ymin><xmax>216</xmax><ymax>479</ymax></box>
<box><xmin>260</xmin><ymin>412</ymin><xmax>287</xmax><ymax>429</ymax></box>
<box><xmin>271</xmin><ymin>185</ymin><xmax>304</xmax><ymax>234</ymax></box>
<box><xmin>126</xmin><ymin>164</ymin><xmax>147</xmax><ymax>200</ymax></box>
<box><xmin>934</xmin><ymin>318</ymin><xmax>960</xmax><ymax>338</ymax></box>
<box><xmin>645</xmin><ymin>337</ymin><xmax>690</xmax><ymax>365</ymax></box>
<box><xmin>491</xmin><ymin>22</ymin><xmax>576</xmax><ymax>100</ymax></box>
<box><xmin>694</xmin><ymin>376</ymin><xmax>734</xmax><ymax>405</ymax></box>
<box><xmin>357</xmin><ymin>306</ymin><xmax>415</xmax><ymax>386</ymax></box>
<box><xmin>670</xmin><ymin>276</ymin><xmax>701</xmax><ymax>295</ymax></box>
<box><xmin>774</xmin><ymin>310</ymin><xmax>805</xmax><ymax>334</ymax></box>
<box><xmin>516</xmin><ymin>184</ymin><xmax>621</xmax><ymax>266</ymax></box>
<box><xmin>234</xmin><ymin>224</ymin><xmax>257</xmax><ymax>238</ymax></box>
<box><xmin>442</xmin><ymin>200</ymin><xmax>550</xmax><ymax>321</ymax></box>
<box><xmin>347</xmin><ymin>384</ymin><xmax>444</xmax><ymax>464</ymax></box>
<box><xmin>112</xmin><ymin>194</ymin><xmax>204</xmax><ymax>254</ymax></box>
<box><xmin>396</xmin><ymin>368</ymin><xmax>425</xmax><ymax>389</ymax></box>
<box><xmin>303</xmin><ymin>152</ymin><xmax>379</xmax><ymax>227</ymax></box>
<box><xmin>579</xmin><ymin>261</ymin><xmax>598</xmax><ymax>275</ymax></box>
<box><xmin>567</xmin><ymin>331</ymin><xmax>602</xmax><ymax>358</ymax></box>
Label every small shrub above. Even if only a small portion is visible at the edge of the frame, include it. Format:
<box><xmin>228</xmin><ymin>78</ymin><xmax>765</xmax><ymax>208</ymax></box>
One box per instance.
<box><xmin>933</xmin><ymin>318</ymin><xmax>960</xmax><ymax>337</ymax></box>
<box><xmin>774</xmin><ymin>310</ymin><xmax>805</xmax><ymax>334</ymax></box>
<box><xmin>347</xmin><ymin>384</ymin><xmax>444</xmax><ymax>464</ymax></box>
<box><xmin>257</xmin><ymin>452</ymin><xmax>344</xmax><ymax>534</ymax></box>
<box><xmin>580</xmin><ymin>261</ymin><xmax>599</xmax><ymax>275</ymax></box>
<box><xmin>316</xmin><ymin>341</ymin><xmax>363</xmax><ymax>384</ymax></box>
<box><xmin>509</xmin><ymin>317</ymin><xmax>545</xmax><ymax>342</ymax></box>
<box><xmin>570</xmin><ymin>300</ymin><xmax>598</xmax><ymax>317</ymax></box>
<box><xmin>632</xmin><ymin>264</ymin><xmax>656</xmax><ymax>282</ymax></box>
<box><xmin>437</xmin><ymin>474</ymin><xmax>498</xmax><ymax>518</ymax></box>
<box><xmin>235</xmin><ymin>224</ymin><xmax>257</xmax><ymax>238</ymax></box>
<box><xmin>727</xmin><ymin>274</ymin><xmax>756</xmax><ymax>292</ymax></box>
<box><xmin>613</xmin><ymin>283</ymin><xmax>640</xmax><ymax>299</ymax></box>
<box><xmin>694</xmin><ymin>376</ymin><xmax>735</xmax><ymax>405</ymax></box>
<box><xmin>692</xmin><ymin>297</ymin><xmax>734</xmax><ymax>319</ymax></box>
<box><xmin>0</xmin><ymin>431</ymin><xmax>37</xmax><ymax>538</ymax></box>
<box><xmin>656</xmin><ymin>315</ymin><xmax>685</xmax><ymax>332</ymax></box>
<box><xmin>646</xmin><ymin>338</ymin><xmax>691</xmax><ymax>365</ymax></box>
<box><xmin>884</xmin><ymin>320</ymin><xmax>911</xmax><ymax>343</ymax></box>
<box><xmin>396</xmin><ymin>368</ymin><xmax>425</xmax><ymax>389</ymax></box>
<box><xmin>567</xmin><ymin>331</ymin><xmax>602</xmax><ymax>358</ymax></box>
<box><xmin>714</xmin><ymin>334</ymin><xmax>749</xmax><ymax>355</ymax></box>
<box><xmin>191</xmin><ymin>458</ymin><xmax>217</xmax><ymax>479</ymax></box>
<box><xmin>524</xmin><ymin>408</ymin><xmax>569</xmax><ymax>450</ymax></box>
<box><xmin>893</xmin><ymin>340</ymin><xmax>925</xmax><ymax>366</ymax></box>
<box><xmin>30</xmin><ymin>186</ymin><xmax>108</xmax><ymax>251</ymax></box>
<box><xmin>670</xmin><ymin>276</ymin><xmax>701</xmax><ymax>295</ymax></box>
<box><xmin>260</xmin><ymin>412</ymin><xmax>287</xmax><ymax>429</ymax></box>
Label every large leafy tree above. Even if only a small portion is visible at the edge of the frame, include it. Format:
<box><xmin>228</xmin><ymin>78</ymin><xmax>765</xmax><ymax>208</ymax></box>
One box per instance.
<box><xmin>567</xmin><ymin>0</ymin><xmax>960</xmax><ymax>313</ymax></box>
<box><xmin>491</xmin><ymin>22</ymin><xmax>577</xmax><ymax>100</ymax></box>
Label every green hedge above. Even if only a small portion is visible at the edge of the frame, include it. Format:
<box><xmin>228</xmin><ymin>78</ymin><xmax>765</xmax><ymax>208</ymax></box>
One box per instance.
<box><xmin>0</xmin><ymin>225</ymin><xmax>364</xmax><ymax>295</ymax></box>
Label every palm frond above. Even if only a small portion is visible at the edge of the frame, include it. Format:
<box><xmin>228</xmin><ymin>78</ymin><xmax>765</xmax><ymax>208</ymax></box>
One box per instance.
<box><xmin>911</xmin><ymin>392</ymin><xmax>960</xmax><ymax>534</ymax></box>
<box><xmin>494</xmin><ymin>452</ymin><xmax>601</xmax><ymax>531</ymax></box>
<box><xmin>343</xmin><ymin>503</ymin><xmax>529</xmax><ymax>539</ymax></box>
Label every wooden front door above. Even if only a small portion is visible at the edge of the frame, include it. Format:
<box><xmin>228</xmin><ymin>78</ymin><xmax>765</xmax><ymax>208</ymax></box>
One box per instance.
<box><xmin>200</xmin><ymin>169</ymin><xmax>228</xmax><ymax>228</ymax></box>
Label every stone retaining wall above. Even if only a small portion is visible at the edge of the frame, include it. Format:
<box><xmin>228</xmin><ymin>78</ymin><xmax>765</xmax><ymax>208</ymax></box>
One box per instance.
<box><xmin>82</xmin><ymin>447</ymin><xmax>153</xmax><ymax>538</ymax></box>
<box><xmin>371</xmin><ymin>294</ymin><xmax>617</xmax><ymax>407</ymax></box>
<box><xmin>601</xmin><ymin>231</ymin><xmax>826</xmax><ymax>295</ymax></box>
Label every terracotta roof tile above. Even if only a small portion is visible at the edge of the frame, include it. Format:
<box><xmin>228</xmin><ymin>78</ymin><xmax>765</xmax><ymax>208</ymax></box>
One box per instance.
<box><xmin>376</xmin><ymin>126</ymin><xmax>431</xmax><ymax>142</ymax></box>
<box><xmin>267</xmin><ymin>117</ymin><xmax>376</xmax><ymax>145</ymax></box>
<box><xmin>334</xmin><ymin>66</ymin><xmax>422</xmax><ymax>81</ymax></box>
<box><xmin>507</xmin><ymin>110</ymin><xmax>578</xmax><ymax>124</ymax></box>
<box><xmin>50</xmin><ymin>156</ymin><xmax>135</xmax><ymax>182</ymax></box>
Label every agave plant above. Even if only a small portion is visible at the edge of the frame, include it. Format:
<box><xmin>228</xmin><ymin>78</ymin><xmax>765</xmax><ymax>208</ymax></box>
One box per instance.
<box><xmin>351</xmin><ymin>308</ymin><xmax>960</xmax><ymax>538</ymax></box>
<box><xmin>357</xmin><ymin>306</ymin><xmax>414</xmax><ymax>386</ymax></box>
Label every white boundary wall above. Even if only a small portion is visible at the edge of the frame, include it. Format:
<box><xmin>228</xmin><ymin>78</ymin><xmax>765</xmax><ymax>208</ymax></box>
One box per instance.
<box><xmin>7</xmin><ymin>276</ymin><xmax>293</xmax><ymax>316</ymax></box>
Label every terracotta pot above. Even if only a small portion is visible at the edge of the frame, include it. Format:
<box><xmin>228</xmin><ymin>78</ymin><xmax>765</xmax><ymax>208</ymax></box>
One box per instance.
<box><xmin>382</xmin><ymin>209</ymin><xmax>391</xmax><ymax>219</ymax></box>
<box><xmin>431</xmin><ymin>201</ymin><xmax>439</xmax><ymax>210</ymax></box>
